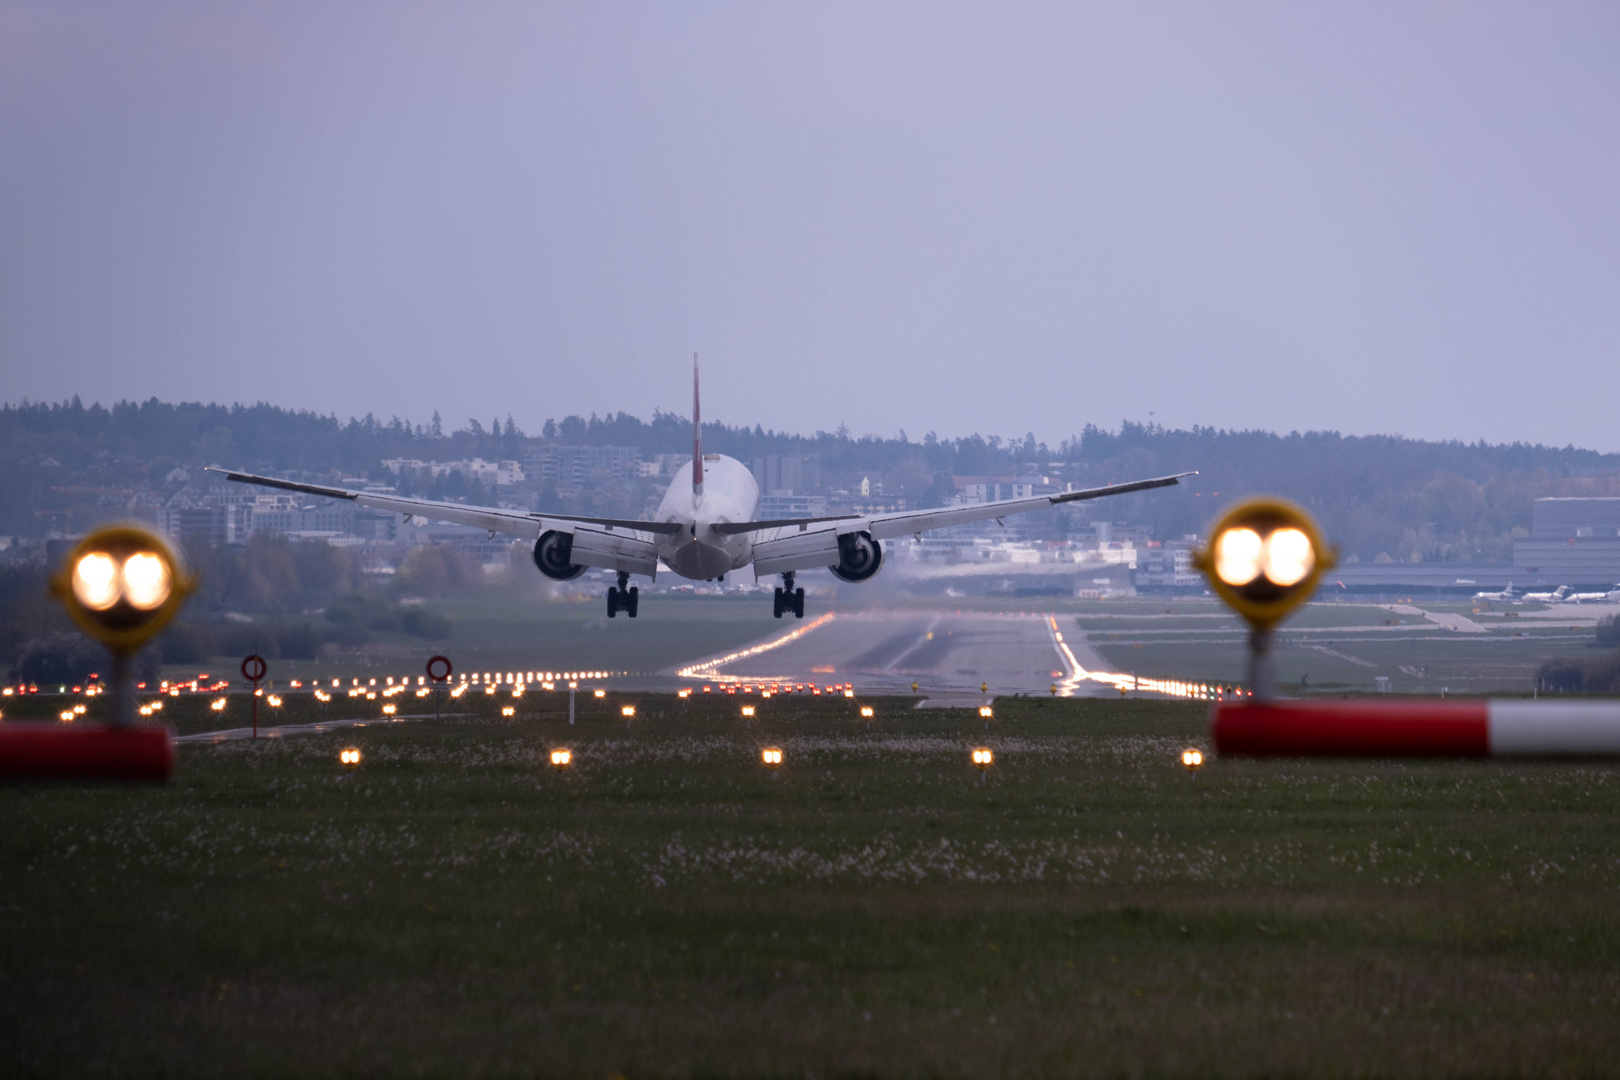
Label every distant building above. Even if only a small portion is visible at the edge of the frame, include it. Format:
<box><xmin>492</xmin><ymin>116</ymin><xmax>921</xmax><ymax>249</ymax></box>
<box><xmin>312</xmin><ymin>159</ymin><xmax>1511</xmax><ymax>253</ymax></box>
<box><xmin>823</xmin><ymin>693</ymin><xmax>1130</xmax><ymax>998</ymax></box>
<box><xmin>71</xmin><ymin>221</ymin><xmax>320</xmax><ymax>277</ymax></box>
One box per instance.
<box><xmin>759</xmin><ymin>494</ymin><xmax>828</xmax><ymax>520</ymax></box>
<box><xmin>752</xmin><ymin>454</ymin><xmax>822</xmax><ymax>496</ymax></box>
<box><xmin>1514</xmin><ymin>498</ymin><xmax>1620</xmax><ymax>585</ymax></box>
<box><xmin>1134</xmin><ymin>541</ymin><xmax>1201</xmax><ymax>590</ymax></box>
<box><xmin>381</xmin><ymin>458</ymin><xmax>525</xmax><ymax>486</ymax></box>
<box><xmin>525</xmin><ymin>446</ymin><xmax>640</xmax><ymax>488</ymax></box>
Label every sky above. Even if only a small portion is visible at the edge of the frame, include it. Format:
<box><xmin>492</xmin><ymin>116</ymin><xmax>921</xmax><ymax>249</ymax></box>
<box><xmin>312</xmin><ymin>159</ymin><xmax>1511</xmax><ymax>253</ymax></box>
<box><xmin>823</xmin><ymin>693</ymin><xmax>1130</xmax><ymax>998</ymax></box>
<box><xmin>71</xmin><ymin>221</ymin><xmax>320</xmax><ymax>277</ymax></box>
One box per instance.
<box><xmin>2</xmin><ymin>2</ymin><xmax>1617</xmax><ymax>451</ymax></box>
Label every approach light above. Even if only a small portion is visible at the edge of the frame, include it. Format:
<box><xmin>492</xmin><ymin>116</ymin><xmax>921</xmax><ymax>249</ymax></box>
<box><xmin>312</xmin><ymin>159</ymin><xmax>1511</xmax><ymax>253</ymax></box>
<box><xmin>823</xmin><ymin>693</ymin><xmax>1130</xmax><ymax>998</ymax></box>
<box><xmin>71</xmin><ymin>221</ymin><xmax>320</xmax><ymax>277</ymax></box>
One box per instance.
<box><xmin>741</xmin><ymin>705</ymin><xmax>756</xmax><ymax>718</ymax></box>
<box><xmin>860</xmin><ymin>706</ymin><xmax>874</xmax><ymax>718</ymax></box>
<box><xmin>339</xmin><ymin>747</ymin><xmax>362</xmax><ymax>769</ymax></box>
<box><xmin>594</xmin><ymin>689</ymin><xmax>606</xmax><ymax>699</ymax></box>
<box><xmin>52</xmin><ymin>525</ymin><xmax>194</xmax><ymax>655</ymax></box>
<box><xmin>978</xmin><ymin>706</ymin><xmax>993</xmax><ymax>719</ymax></box>
<box><xmin>550</xmin><ymin>748</ymin><xmax>572</xmax><ymax>770</ymax></box>
<box><xmin>1181</xmin><ymin>747</ymin><xmax>1204</xmax><ymax>773</ymax></box>
<box><xmin>501</xmin><ymin>706</ymin><xmax>515</xmax><ymax>717</ymax></box>
<box><xmin>382</xmin><ymin>704</ymin><xmax>397</xmax><ymax>716</ymax></box>
<box><xmin>1194</xmin><ymin>497</ymin><xmax>1335</xmax><ymax>631</ymax></box>
<box><xmin>972</xmin><ymin>747</ymin><xmax>994</xmax><ymax>770</ymax></box>
<box><xmin>210</xmin><ymin>698</ymin><xmax>227</xmax><ymax>712</ymax></box>
<box><xmin>621</xmin><ymin>705</ymin><xmax>636</xmax><ymax>718</ymax></box>
<box><xmin>59</xmin><ymin>710</ymin><xmax>75</xmax><ymax>722</ymax></box>
<box><xmin>761</xmin><ymin>747</ymin><xmax>783</xmax><ymax>769</ymax></box>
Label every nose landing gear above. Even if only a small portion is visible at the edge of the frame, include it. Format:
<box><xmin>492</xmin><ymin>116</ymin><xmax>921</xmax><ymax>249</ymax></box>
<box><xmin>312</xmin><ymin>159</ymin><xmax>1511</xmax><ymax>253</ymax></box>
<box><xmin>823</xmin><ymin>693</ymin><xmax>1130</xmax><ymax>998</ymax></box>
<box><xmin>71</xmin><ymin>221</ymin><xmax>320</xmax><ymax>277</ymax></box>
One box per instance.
<box><xmin>607</xmin><ymin>571</ymin><xmax>639</xmax><ymax>618</ymax></box>
<box><xmin>772</xmin><ymin>572</ymin><xmax>805</xmax><ymax>619</ymax></box>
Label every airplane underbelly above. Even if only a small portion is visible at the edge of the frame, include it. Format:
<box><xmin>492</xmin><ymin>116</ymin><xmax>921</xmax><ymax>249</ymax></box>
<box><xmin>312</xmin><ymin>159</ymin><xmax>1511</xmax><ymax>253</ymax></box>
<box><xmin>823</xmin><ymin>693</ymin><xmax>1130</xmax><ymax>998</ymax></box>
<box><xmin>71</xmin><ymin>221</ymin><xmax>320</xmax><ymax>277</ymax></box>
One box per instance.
<box><xmin>664</xmin><ymin>539</ymin><xmax>735</xmax><ymax>580</ymax></box>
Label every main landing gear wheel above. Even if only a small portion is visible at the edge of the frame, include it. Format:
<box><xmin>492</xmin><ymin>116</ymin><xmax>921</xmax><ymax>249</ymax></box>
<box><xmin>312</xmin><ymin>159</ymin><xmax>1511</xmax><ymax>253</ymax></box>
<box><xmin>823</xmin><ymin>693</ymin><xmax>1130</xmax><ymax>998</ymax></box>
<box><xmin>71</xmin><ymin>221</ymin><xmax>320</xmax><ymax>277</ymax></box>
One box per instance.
<box><xmin>774</xmin><ymin>573</ymin><xmax>805</xmax><ymax>619</ymax></box>
<box><xmin>607</xmin><ymin>572</ymin><xmax>639</xmax><ymax>619</ymax></box>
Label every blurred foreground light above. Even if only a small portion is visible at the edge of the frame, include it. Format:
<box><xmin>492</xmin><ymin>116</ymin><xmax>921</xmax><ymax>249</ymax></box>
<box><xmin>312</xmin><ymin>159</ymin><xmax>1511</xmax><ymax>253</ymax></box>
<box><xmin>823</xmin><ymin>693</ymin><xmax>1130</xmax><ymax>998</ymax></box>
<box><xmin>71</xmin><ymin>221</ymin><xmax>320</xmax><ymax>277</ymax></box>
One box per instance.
<box><xmin>340</xmin><ymin>747</ymin><xmax>362</xmax><ymax>769</ymax></box>
<box><xmin>972</xmin><ymin>747</ymin><xmax>994</xmax><ymax>770</ymax></box>
<box><xmin>761</xmin><ymin>746</ymin><xmax>783</xmax><ymax>769</ymax></box>
<box><xmin>1181</xmin><ymin>747</ymin><xmax>1204</xmax><ymax>773</ymax></box>
<box><xmin>53</xmin><ymin>525</ymin><xmax>194</xmax><ymax>654</ymax></box>
<box><xmin>1195</xmin><ymin>498</ymin><xmax>1334</xmax><ymax>631</ymax></box>
<box><xmin>550</xmin><ymin>748</ymin><xmax>572</xmax><ymax>770</ymax></box>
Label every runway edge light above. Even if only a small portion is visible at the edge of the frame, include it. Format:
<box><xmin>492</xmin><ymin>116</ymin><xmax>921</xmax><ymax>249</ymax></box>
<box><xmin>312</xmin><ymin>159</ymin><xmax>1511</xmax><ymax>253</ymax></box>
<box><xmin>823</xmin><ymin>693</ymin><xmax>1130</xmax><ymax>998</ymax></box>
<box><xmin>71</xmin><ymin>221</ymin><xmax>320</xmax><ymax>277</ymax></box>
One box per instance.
<box><xmin>1193</xmin><ymin>496</ymin><xmax>1335</xmax><ymax>701</ymax></box>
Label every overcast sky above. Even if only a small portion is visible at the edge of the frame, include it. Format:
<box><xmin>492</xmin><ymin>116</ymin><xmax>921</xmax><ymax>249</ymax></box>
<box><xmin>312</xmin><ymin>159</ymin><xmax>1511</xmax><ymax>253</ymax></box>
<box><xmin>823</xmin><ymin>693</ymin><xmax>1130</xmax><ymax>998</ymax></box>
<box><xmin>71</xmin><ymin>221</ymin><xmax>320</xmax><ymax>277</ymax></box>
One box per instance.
<box><xmin>2</xmin><ymin>2</ymin><xmax>1616</xmax><ymax>451</ymax></box>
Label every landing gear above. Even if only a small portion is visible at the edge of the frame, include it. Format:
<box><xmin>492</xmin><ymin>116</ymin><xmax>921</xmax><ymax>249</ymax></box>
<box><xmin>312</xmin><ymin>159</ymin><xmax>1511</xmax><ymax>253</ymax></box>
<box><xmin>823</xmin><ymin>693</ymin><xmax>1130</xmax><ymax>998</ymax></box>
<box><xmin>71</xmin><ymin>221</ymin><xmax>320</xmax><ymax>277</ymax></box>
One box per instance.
<box><xmin>607</xmin><ymin>571</ymin><xmax>639</xmax><ymax>619</ymax></box>
<box><xmin>773</xmin><ymin>572</ymin><xmax>805</xmax><ymax>619</ymax></box>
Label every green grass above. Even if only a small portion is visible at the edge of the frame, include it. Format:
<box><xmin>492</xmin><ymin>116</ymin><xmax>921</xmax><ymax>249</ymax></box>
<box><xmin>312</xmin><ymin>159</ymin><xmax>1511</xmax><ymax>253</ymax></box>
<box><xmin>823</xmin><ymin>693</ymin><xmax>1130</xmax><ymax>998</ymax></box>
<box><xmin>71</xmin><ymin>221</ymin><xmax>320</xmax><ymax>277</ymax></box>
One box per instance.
<box><xmin>5</xmin><ymin>694</ymin><xmax>1620</xmax><ymax>1076</ymax></box>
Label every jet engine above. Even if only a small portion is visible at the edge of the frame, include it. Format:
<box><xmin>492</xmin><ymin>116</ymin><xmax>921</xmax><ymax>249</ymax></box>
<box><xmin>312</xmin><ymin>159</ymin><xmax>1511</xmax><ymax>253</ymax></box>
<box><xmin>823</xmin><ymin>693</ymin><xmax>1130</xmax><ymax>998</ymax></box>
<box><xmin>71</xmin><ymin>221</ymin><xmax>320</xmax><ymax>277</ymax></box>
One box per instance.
<box><xmin>532</xmin><ymin>530</ymin><xmax>587</xmax><ymax>581</ymax></box>
<box><xmin>829</xmin><ymin>531</ymin><xmax>883</xmax><ymax>583</ymax></box>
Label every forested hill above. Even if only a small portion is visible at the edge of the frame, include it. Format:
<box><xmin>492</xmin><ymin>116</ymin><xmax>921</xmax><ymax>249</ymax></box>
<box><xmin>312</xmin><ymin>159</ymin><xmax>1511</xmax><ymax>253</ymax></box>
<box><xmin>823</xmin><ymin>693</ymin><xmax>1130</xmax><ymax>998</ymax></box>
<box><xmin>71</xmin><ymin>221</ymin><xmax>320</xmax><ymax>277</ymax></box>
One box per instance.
<box><xmin>4</xmin><ymin>397</ymin><xmax>1619</xmax><ymax>563</ymax></box>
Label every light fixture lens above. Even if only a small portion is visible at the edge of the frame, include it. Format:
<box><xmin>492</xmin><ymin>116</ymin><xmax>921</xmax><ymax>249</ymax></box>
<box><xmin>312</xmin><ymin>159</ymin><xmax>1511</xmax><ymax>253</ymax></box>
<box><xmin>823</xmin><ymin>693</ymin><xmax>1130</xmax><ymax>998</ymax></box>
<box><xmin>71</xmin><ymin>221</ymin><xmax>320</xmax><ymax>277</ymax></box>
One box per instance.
<box><xmin>72</xmin><ymin>552</ymin><xmax>120</xmax><ymax>610</ymax></box>
<box><xmin>1214</xmin><ymin>528</ymin><xmax>1264</xmax><ymax>586</ymax></box>
<box><xmin>121</xmin><ymin>552</ymin><xmax>171</xmax><ymax>610</ymax></box>
<box><xmin>1262</xmin><ymin>527</ymin><xmax>1314</xmax><ymax>587</ymax></box>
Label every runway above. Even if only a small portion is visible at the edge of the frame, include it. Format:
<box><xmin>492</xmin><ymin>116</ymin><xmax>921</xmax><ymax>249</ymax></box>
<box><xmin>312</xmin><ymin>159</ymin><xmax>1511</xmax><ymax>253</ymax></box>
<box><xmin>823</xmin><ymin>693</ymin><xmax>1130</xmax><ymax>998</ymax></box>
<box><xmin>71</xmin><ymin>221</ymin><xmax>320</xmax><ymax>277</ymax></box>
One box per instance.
<box><xmin>672</xmin><ymin>610</ymin><xmax>1121</xmax><ymax>697</ymax></box>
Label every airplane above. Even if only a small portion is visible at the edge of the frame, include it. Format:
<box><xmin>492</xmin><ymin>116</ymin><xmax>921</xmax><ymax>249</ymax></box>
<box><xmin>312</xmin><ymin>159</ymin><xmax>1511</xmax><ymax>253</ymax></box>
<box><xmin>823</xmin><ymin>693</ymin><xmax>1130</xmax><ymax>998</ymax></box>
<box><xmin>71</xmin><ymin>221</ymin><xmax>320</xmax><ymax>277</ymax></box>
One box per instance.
<box><xmin>208</xmin><ymin>361</ymin><xmax>1194</xmax><ymax>620</ymax></box>
<box><xmin>1566</xmin><ymin>584</ymin><xmax>1620</xmax><ymax>603</ymax></box>
<box><xmin>1473</xmin><ymin>582</ymin><xmax>1516</xmax><ymax>602</ymax></box>
<box><xmin>1521</xmin><ymin>585</ymin><xmax>1572</xmax><ymax>604</ymax></box>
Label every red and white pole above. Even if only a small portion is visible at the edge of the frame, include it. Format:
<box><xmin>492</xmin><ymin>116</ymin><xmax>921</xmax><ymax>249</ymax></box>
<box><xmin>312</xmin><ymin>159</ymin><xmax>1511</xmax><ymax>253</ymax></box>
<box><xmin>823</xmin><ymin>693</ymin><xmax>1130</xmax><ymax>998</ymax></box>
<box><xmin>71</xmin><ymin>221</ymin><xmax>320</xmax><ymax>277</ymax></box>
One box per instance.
<box><xmin>1212</xmin><ymin>700</ymin><xmax>1620</xmax><ymax>758</ymax></box>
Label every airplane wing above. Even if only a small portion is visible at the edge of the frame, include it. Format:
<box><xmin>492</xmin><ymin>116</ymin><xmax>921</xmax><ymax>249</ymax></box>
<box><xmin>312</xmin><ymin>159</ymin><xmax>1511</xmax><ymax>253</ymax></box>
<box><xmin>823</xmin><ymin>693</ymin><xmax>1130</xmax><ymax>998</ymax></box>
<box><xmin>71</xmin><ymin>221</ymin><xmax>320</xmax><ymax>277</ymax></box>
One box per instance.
<box><xmin>203</xmin><ymin>468</ymin><xmax>685</xmax><ymax>539</ymax></box>
<box><xmin>715</xmin><ymin>472</ymin><xmax>1195</xmax><ymax>538</ymax></box>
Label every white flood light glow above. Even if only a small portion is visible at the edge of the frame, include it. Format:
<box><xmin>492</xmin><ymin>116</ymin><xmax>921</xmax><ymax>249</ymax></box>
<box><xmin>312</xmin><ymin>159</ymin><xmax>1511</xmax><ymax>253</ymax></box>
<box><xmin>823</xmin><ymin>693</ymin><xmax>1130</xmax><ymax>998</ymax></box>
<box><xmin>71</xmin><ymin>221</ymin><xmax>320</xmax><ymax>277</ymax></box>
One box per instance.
<box><xmin>71</xmin><ymin>553</ymin><xmax>120</xmax><ymax>610</ymax></box>
<box><xmin>1214</xmin><ymin>528</ymin><xmax>1264</xmax><ymax>587</ymax></box>
<box><xmin>1262</xmin><ymin>528</ymin><xmax>1314</xmax><ymax>587</ymax></box>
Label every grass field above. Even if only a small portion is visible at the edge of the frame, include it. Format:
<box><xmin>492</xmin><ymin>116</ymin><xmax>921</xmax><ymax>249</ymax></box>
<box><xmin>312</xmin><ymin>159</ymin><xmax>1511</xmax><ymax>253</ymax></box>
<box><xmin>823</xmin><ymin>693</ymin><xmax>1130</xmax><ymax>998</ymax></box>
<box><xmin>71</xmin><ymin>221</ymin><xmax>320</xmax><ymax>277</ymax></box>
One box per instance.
<box><xmin>5</xmin><ymin>693</ymin><xmax>1620</xmax><ymax>1077</ymax></box>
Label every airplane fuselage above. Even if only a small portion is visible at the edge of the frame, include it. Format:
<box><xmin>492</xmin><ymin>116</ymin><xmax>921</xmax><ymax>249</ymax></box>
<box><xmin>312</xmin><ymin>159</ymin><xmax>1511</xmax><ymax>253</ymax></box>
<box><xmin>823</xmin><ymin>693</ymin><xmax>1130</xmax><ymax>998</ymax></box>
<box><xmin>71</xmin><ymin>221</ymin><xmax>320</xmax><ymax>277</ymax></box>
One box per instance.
<box><xmin>652</xmin><ymin>454</ymin><xmax>760</xmax><ymax>580</ymax></box>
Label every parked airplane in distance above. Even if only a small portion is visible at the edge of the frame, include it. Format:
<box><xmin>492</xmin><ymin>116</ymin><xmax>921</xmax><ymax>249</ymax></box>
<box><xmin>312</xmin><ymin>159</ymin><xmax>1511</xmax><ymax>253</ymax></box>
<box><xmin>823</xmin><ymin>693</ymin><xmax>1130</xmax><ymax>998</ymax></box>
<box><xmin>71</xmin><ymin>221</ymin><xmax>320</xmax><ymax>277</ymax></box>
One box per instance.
<box><xmin>210</xmin><ymin>360</ymin><xmax>1194</xmax><ymax>619</ymax></box>
<box><xmin>1473</xmin><ymin>582</ymin><xmax>1517</xmax><ymax>602</ymax></box>
<box><xmin>1566</xmin><ymin>584</ymin><xmax>1620</xmax><ymax>603</ymax></box>
<box><xmin>1521</xmin><ymin>585</ymin><xmax>1573</xmax><ymax>604</ymax></box>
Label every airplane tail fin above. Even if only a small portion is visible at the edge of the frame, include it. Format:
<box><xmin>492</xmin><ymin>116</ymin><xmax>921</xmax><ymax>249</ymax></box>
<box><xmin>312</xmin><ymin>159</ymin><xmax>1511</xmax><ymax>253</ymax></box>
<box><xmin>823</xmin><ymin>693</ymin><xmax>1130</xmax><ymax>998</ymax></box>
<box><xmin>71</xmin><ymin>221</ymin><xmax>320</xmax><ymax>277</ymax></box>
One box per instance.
<box><xmin>692</xmin><ymin>354</ymin><xmax>703</xmax><ymax>498</ymax></box>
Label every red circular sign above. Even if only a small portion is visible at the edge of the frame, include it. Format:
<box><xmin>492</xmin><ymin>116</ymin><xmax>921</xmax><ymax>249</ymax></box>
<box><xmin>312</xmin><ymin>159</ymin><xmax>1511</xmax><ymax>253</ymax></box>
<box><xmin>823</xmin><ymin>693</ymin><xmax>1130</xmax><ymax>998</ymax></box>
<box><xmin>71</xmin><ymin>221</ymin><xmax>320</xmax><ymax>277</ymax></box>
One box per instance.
<box><xmin>425</xmin><ymin>655</ymin><xmax>453</xmax><ymax>682</ymax></box>
<box><xmin>240</xmin><ymin>654</ymin><xmax>267</xmax><ymax>683</ymax></box>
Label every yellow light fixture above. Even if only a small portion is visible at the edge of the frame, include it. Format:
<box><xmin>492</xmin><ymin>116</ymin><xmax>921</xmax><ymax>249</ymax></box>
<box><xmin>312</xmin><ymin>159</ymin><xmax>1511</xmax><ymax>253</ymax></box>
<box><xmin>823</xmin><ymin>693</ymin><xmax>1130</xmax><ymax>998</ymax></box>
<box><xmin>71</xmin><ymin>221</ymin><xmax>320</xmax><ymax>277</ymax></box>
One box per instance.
<box><xmin>1193</xmin><ymin>497</ymin><xmax>1335</xmax><ymax>631</ymax></box>
<box><xmin>51</xmin><ymin>525</ymin><xmax>194</xmax><ymax>654</ymax></box>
